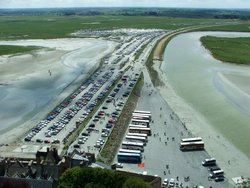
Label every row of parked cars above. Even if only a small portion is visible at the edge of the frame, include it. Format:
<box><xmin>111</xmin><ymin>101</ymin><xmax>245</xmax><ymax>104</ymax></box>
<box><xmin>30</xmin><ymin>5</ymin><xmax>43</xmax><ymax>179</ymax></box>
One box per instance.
<box><xmin>24</xmin><ymin>69</ymin><xmax>116</xmax><ymax>144</ymax></box>
<box><xmin>71</xmin><ymin>71</ymin><xmax>128</xmax><ymax>149</ymax></box>
<box><xmin>24</xmin><ymin>120</ymin><xmax>50</xmax><ymax>142</ymax></box>
<box><xmin>44</xmin><ymin>70</ymin><xmax>119</xmax><ymax>140</ymax></box>
<box><xmin>71</xmin><ymin>70</ymin><xmax>137</xmax><ymax>151</ymax></box>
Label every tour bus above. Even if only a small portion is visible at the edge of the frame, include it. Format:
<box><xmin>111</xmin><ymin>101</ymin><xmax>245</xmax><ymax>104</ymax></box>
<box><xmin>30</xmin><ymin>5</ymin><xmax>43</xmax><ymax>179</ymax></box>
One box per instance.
<box><xmin>134</xmin><ymin>110</ymin><xmax>151</xmax><ymax>116</ymax></box>
<box><xmin>119</xmin><ymin>149</ymin><xmax>142</xmax><ymax>155</ymax></box>
<box><xmin>202</xmin><ymin>158</ymin><xmax>216</xmax><ymax>166</ymax></box>
<box><xmin>127</xmin><ymin>132</ymin><xmax>148</xmax><ymax>138</ymax></box>
<box><xmin>132</xmin><ymin>115</ymin><xmax>151</xmax><ymax>121</ymax></box>
<box><xmin>209</xmin><ymin>169</ymin><xmax>224</xmax><ymax>178</ymax></box>
<box><xmin>117</xmin><ymin>152</ymin><xmax>142</xmax><ymax>163</ymax></box>
<box><xmin>131</xmin><ymin>119</ymin><xmax>150</xmax><ymax>126</ymax></box>
<box><xmin>129</xmin><ymin>124</ymin><xmax>148</xmax><ymax>128</ymax></box>
<box><xmin>132</xmin><ymin>113</ymin><xmax>151</xmax><ymax>120</ymax></box>
<box><xmin>132</xmin><ymin>112</ymin><xmax>151</xmax><ymax>117</ymax></box>
<box><xmin>129</xmin><ymin>127</ymin><xmax>151</xmax><ymax>136</ymax></box>
<box><xmin>179</xmin><ymin>141</ymin><xmax>205</xmax><ymax>151</ymax></box>
<box><xmin>125</xmin><ymin>135</ymin><xmax>147</xmax><ymax>145</ymax></box>
<box><xmin>181</xmin><ymin>137</ymin><xmax>202</xmax><ymax>143</ymax></box>
<box><xmin>122</xmin><ymin>141</ymin><xmax>144</xmax><ymax>151</ymax></box>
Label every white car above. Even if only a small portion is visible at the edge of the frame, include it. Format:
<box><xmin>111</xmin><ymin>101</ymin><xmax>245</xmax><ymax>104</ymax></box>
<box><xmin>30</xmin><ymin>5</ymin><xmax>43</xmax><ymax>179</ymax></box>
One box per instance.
<box><xmin>162</xmin><ymin>178</ymin><xmax>168</xmax><ymax>186</ymax></box>
<box><xmin>78</xmin><ymin>139</ymin><xmax>85</xmax><ymax>144</ymax></box>
<box><xmin>169</xmin><ymin>178</ymin><xmax>175</xmax><ymax>187</ymax></box>
<box><xmin>116</xmin><ymin>163</ymin><xmax>123</xmax><ymax>168</ymax></box>
<box><xmin>101</xmin><ymin>132</ymin><xmax>108</xmax><ymax>137</ymax></box>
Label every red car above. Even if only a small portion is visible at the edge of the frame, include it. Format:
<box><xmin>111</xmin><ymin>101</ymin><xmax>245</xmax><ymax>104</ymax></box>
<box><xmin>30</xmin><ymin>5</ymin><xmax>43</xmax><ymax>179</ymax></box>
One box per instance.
<box><xmin>98</xmin><ymin>111</ymin><xmax>105</xmax><ymax>116</ymax></box>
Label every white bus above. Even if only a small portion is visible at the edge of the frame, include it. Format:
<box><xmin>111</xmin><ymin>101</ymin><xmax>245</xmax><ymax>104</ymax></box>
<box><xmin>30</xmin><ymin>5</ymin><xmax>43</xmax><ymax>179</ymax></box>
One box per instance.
<box><xmin>127</xmin><ymin>132</ymin><xmax>148</xmax><ymax>138</ymax></box>
<box><xmin>129</xmin><ymin>124</ymin><xmax>148</xmax><ymax>128</ymax></box>
<box><xmin>125</xmin><ymin>135</ymin><xmax>147</xmax><ymax>145</ymax></box>
<box><xmin>129</xmin><ymin>127</ymin><xmax>151</xmax><ymax>136</ymax></box>
<box><xmin>132</xmin><ymin>116</ymin><xmax>151</xmax><ymax>121</ymax></box>
<box><xmin>122</xmin><ymin>141</ymin><xmax>144</xmax><ymax>151</ymax></box>
<box><xmin>132</xmin><ymin>113</ymin><xmax>151</xmax><ymax>120</ymax></box>
<box><xmin>131</xmin><ymin>119</ymin><xmax>150</xmax><ymax>126</ymax></box>
<box><xmin>119</xmin><ymin>148</ymin><xmax>142</xmax><ymax>155</ymax></box>
<box><xmin>133</xmin><ymin>112</ymin><xmax>151</xmax><ymax>116</ymax></box>
<box><xmin>181</xmin><ymin>137</ymin><xmax>202</xmax><ymax>143</ymax></box>
<box><xmin>134</xmin><ymin>110</ymin><xmax>151</xmax><ymax>116</ymax></box>
<box><xmin>180</xmin><ymin>141</ymin><xmax>205</xmax><ymax>151</ymax></box>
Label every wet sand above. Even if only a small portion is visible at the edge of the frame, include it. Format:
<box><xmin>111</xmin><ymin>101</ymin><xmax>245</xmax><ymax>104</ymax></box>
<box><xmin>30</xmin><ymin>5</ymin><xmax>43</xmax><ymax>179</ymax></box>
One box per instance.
<box><xmin>154</xmin><ymin>61</ymin><xmax>250</xmax><ymax>182</ymax></box>
<box><xmin>0</xmin><ymin>38</ymin><xmax>116</xmax><ymax>144</ymax></box>
<box><xmin>216</xmin><ymin>71</ymin><xmax>250</xmax><ymax>115</ymax></box>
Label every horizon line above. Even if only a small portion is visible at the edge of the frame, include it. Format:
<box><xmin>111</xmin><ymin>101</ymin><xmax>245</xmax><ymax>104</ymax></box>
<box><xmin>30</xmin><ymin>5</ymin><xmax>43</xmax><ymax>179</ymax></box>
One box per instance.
<box><xmin>0</xmin><ymin>7</ymin><xmax>250</xmax><ymax>10</ymax></box>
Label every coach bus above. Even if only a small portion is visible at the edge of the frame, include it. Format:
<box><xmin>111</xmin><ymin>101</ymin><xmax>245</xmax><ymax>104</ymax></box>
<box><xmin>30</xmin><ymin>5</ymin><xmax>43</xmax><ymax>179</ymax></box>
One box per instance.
<box><xmin>127</xmin><ymin>132</ymin><xmax>148</xmax><ymax>138</ymax></box>
<box><xmin>122</xmin><ymin>141</ymin><xmax>144</xmax><ymax>151</ymax></box>
<box><xmin>129</xmin><ymin>127</ymin><xmax>151</xmax><ymax>136</ymax></box>
<box><xmin>179</xmin><ymin>141</ymin><xmax>204</xmax><ymax>151</ymax></box>
<box><xmin>117</xmin><ymin>152</ymin><xmax>142</xmax><ymax>163</ymax></box>
<box><xmin>131</xmin><ymin>119</ymin><xmax>150</xmax><ymax>126</ymax></box>
<box><xmin>125</xmin><ymin>135</ymin><xmax>147</xmax><ymax>145</ymax></box>
<box><xmin>132</xmin><ymin>115</ymin><xmax>151</xmax><ymax>121</ymax></box>
<box><xmin>129</xmin><ymin>124</ymin><xmax>148</xmax><ymax>128</ymax></box>
<box><xmin>132</xmin><ymin>113</ymin><xmax>151</xmax><ymax>121</ymax></box>
<box><xmin>134</xmin><ymin>110</ymin><xmax>151</xmax><ymax>116</ymax></box>
<box><xmin>119</xmin><ymin>149</ymin><xmax>142</xmax><ymax>155</ymax></box>
<box><xmin>181</xmin><ymin>137</ymin><xmax>202</xmax><ymax>143</ymax></box>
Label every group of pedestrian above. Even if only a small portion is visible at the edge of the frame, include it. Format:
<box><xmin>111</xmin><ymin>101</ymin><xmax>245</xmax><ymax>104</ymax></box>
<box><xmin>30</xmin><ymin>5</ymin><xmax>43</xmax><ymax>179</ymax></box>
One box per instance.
<box><xmin>184</xmin><ymin>176</ymin><xmax>190</xmax><ymax>182</ymax></box>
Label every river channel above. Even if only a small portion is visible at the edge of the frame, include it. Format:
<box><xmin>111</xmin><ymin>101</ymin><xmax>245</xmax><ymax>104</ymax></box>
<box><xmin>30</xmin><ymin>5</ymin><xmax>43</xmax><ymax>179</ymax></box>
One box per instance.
<box><xmin>162</xmin><ymin>31</ymin><xmax>250</xmax><ymax>159</ymax></box>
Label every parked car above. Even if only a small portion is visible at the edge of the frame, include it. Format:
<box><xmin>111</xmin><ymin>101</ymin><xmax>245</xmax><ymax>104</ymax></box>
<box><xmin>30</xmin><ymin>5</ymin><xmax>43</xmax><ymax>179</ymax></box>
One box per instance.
<box><xmin>169</xmin><ymin>178</ymin><xmax>175</xmax><ymax>187</ymax></box>
<box><xmin>116</xmin><ymin>163</ymin><xmax>123</xmax><ymax>168</ymax></box>
<box><xmin>36</xmin><ymin>139</ymin><xmax>43</xmax><ymax>143</ymax></box>
<box><xmin>162</xmin><ymin>178</ymin><xmax>168</xmax><ymax>187</ymax></box>
<box><xmin>24</xmin><ymin>137</ymin><xmax>31</xmax><ymax>142</ymax></box>
<box><xmin>52</xmin><ymin>139</ymin><xmax>60</xmax><ymax>144</ymax></box>
<box><xmin>73</xmin><ymin>144</ymin><xmax>80</xmax><ymax>148</ymax></box>
<box><xmin>78</xmin><ymin>139</ymin><xmax>85</xmax><ymax>144</ymax></box>
<box><xmin>215</xmin><ymin>176</ymin><xmax>224</xmax><ymax>182</ymax></box>
<box><xmin>82</xmin><ymin>132</ymin><xmax>90</xmax><ymax>136</ymax></box>
<box><xmin>102</xmin><ymin>106</ymin><xmax>108</xmax><ymax>110</ymax></box>
<box><xmin>44</xmin><ymin>140</ymin><xmax>51</xmax><ymax>144</ymax></box>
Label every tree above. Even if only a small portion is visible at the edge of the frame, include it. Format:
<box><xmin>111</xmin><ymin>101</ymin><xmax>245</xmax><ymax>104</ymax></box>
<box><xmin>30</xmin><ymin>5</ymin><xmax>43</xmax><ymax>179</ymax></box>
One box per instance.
<box><xmin>123</xmin><ymin>177</ymin><xmax>151</xmax><ymax>188</ymax></box>
<box><xmin>57</xmin><ymin>167</ymin><xmax>150</xmax><ymax>188</ymax></box>
<box><xmin>243</xmin><ymin>178</ymin><xmax>250</xmax><ymax>188</ymax></box>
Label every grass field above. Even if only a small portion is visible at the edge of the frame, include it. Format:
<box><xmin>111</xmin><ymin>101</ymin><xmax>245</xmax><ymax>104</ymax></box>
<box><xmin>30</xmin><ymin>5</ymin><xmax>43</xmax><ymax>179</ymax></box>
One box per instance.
<box><xmin>199</xmin><ymin>22</ymin><xmax>250</xmax><ymax>32</ymax></box>
<box><xmin>0</xmin><ymin>15</ymin><xmax>231</xmax><ymax>40</ymax></box>
<box><xmin>200</xmin><ymin>36</ymin><xmax>250</xmax><ymax>65</ymax></box>
<box><xmin>0</xmin><ymin>45</ymin><xmax>41</xmax><ymax>55</ymax></box>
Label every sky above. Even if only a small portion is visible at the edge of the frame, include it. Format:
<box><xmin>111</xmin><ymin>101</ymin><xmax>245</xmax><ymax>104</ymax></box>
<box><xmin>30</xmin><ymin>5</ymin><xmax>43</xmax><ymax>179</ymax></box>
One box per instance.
<box><xmin>0</xmin><ymin>0</ymin><xmax>250</xmax><ymax>9</ymax></box>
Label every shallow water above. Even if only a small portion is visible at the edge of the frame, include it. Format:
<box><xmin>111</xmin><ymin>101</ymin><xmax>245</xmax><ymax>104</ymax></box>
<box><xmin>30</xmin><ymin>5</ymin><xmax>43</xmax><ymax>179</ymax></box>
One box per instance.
<box><xmin>0</xmin><ymin>39</ymin><xmax>115</xmax><ymax>133</ymax></box>
<box><xmin>162</xmin><ymin>31</ymin><xmax>250</xmax><ymax>158</ymax></box>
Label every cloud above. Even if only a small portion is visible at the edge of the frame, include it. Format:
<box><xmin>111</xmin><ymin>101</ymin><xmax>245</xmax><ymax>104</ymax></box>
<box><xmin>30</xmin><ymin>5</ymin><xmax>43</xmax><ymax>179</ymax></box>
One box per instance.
<box><xmin>0</xmin><ymin>0</ymin><xmax>249</xmax><ymax>8</ymax></box>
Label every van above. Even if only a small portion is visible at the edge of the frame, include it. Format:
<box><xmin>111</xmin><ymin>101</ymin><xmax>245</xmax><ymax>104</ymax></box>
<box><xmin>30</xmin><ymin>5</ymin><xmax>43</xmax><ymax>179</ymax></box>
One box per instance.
<box><xmin>209</xmin><ymin>166</ymin><xmax>221</xmax><ymax>172</ymax></box>
<box><xmin>209</xmin><ymin>169</ymin><xmax>224</xmax><ymax>178</ymax></box>
<box><xmin>202</xmin><ymin>158</ymin><xmax>216</xmax><ymax>166</ymax></box>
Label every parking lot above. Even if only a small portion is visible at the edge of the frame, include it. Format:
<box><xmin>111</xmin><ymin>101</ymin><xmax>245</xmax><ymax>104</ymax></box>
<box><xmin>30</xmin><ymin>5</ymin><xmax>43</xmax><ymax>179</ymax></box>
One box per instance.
<box><xmin>113</xmin><ymin>68</ymin><xmax>231</xmax><ymax>188</ymax></box>
<box><xmin>21</xmin><ymin>29</ymin><xmax>164</xmax><ymax>155</ymax></box>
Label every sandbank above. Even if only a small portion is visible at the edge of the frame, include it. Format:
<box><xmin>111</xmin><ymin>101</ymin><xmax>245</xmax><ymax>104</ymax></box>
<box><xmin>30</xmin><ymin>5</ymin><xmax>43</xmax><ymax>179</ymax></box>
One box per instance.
<box><xmin>215</xmin><ymin>70</ymin><xmax>250</xmax><ymax>115</ymax></box>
